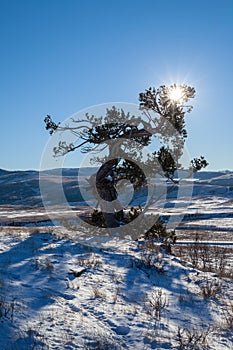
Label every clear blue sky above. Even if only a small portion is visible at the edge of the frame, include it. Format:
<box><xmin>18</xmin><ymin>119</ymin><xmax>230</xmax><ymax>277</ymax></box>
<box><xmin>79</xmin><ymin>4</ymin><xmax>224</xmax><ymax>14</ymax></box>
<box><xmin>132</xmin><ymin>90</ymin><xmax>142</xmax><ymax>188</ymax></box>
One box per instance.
<box><xmin>0</xmin><ymin>0</ymin><xmax>232</xmax><ymax>171</ymax></box>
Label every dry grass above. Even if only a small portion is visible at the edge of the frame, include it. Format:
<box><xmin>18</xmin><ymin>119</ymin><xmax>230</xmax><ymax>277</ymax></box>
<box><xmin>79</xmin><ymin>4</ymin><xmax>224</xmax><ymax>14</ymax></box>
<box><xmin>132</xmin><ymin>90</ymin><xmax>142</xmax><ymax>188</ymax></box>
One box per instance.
<box><xmin>174</xmin><ymin>242</ymin><xmax>233</xmax><ymax>278</ymax></box>
<box><xmin>76</xmin><ymin>253</ymin><xmax>102</xmax><ymax>269</ymax></box>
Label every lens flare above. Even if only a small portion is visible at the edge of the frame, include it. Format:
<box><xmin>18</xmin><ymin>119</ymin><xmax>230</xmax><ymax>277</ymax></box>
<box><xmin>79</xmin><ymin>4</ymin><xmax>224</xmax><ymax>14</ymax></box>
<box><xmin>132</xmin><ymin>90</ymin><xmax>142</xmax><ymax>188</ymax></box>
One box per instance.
<box><xmin>169</xmin><ymin>85</ymin><xmax>184</xmax><ymax>102</ymax></box>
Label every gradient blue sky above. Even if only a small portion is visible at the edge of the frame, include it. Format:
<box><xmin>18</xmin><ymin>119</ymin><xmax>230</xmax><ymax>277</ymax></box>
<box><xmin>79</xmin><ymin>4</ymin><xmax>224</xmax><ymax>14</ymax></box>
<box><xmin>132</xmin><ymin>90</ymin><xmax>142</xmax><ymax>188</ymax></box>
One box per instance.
<box><xmin>0</xmin><ymin>0</ymin><xmax>233</xmax><ymax>171</ymax></box>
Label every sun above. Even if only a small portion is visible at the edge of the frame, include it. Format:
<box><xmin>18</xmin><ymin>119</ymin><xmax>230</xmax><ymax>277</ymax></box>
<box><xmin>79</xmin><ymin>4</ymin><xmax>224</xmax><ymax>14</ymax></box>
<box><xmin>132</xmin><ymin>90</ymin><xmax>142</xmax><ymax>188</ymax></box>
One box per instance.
<box><xmin>169</xmin><ymin>85</ymin><xmax>184</xmax><ymax>103</ymax></box>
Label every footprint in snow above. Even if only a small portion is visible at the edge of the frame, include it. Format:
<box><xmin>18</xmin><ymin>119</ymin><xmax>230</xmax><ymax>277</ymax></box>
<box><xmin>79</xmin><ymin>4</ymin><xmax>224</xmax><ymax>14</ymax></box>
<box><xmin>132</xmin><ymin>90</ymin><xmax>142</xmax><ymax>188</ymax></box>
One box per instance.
<box><xmin>114</xmin><ymin>326</ymin><xmax>130</xmax><ymax>336</ymax></box>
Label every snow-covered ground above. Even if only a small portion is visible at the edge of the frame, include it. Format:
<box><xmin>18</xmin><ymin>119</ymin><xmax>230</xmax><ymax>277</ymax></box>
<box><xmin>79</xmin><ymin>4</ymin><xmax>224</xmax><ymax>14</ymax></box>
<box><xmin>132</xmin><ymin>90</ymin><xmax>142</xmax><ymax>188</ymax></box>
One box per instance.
<box><xmin>0</xmin><ymin>169</ymin><xmax>233</xmax><ymax>349</ymax></box>
<box><xmin>0</xmin><ymin>226</ymin><xmax>232</xmax><ymax>349</ymax></box>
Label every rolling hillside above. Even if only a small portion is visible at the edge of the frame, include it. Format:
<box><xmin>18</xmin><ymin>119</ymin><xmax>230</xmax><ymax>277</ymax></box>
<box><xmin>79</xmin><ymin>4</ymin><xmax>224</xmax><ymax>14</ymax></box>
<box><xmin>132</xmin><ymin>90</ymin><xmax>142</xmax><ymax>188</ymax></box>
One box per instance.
<box><xmin>0</xmin><ymin>168</ymin><xmax>233</xmax><ymax>207</ymax></box>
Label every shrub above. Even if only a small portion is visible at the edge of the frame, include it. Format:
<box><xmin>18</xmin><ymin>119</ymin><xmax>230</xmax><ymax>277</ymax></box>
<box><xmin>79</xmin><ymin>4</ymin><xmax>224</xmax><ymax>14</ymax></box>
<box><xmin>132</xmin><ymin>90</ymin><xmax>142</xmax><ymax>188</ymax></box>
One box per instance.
<box><xmin>176</xmin><ymin>325</ymin><xmax>212</xmax><ymax>349</ymax></box>
<box><xmin>144</xmin><ymin>288</ymin><xmax>168</xmax><ymax>320</ymax></box>
<box><xmin>198</xmin><ymin>278</ymin><xmax>222</xmax><ymax>299</ymax></box>
<box><xmin>221</xmin><ymin>297</ymin><xmax>233</xmax><ymax>329</ymax></box>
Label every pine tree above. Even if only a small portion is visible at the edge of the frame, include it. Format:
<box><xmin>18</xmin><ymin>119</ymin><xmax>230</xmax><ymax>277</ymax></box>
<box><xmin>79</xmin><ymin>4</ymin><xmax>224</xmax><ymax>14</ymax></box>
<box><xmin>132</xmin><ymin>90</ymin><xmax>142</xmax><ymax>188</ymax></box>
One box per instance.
<box><xmin>44</xmin><ymin>84</ymin><xmax>208</xmax><ymax>239</ymax></box>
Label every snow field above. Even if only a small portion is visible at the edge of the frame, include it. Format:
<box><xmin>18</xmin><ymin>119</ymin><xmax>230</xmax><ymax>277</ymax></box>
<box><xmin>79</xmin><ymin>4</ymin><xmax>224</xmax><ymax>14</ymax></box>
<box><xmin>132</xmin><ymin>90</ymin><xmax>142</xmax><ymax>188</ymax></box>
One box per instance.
<box><xmin>0</xmin><ymin>230</ymin><xmax>233</xmax><ymax>349</ymax></box>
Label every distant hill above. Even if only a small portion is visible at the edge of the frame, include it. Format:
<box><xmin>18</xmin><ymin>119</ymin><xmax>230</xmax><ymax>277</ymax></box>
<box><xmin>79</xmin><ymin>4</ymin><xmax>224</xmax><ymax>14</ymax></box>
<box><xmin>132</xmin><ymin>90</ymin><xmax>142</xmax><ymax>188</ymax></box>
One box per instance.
<box><xmin>0</xmin><ymin>168</ymin><xmax>233</xmax><ymax>206</ymax></box>
<box><xmin>0</xmin><ymin>168</ymin><xmax>97</xmax><ymax>206</ymax></box>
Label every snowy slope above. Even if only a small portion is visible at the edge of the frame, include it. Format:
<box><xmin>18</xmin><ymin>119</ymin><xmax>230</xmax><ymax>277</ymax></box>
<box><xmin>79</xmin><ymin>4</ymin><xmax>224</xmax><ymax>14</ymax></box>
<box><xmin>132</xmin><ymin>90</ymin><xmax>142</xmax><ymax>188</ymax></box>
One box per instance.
<box><xmin>0</xmin><ymin>230</ymin><xmax>232</xmax><ymax>349</ymax></box>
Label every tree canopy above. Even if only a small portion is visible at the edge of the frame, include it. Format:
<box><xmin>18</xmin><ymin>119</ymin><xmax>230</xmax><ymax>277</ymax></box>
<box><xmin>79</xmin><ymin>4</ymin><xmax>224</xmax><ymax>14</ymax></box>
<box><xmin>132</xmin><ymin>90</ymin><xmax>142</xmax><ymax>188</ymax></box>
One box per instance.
<box><xmin>44</xmin><ymin>84</ymin><xmax>208</xmax><ymax>235</ymax></box>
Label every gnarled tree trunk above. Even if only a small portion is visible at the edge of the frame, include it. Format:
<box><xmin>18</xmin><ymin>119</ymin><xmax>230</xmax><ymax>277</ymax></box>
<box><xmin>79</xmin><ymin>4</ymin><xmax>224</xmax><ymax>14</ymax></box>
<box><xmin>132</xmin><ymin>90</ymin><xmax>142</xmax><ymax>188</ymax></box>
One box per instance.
<box><xmin>95</xmin><ymin>159</ymin><xmax>124</xmax><ymax>228</ymax></box>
